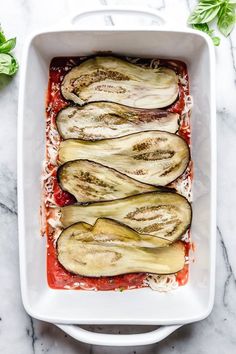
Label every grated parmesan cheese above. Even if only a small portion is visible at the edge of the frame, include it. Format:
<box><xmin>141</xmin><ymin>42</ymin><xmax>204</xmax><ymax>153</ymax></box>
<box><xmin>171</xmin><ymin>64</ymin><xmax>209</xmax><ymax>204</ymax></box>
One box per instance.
<box><xmin>47</xmin><ymin>145</ymin><xmax>58</xmax><ymax>166</ymax></box>
<box><xmin>181</xmin><ymin>230</ymin><xmax>190</xmax><ymax>243</ymax></box>
<box><xmin>48</xmin><ymin>217</ymin><xmax>62</xmax><ymax>229</ymax></box>
<box><xmin>182</xmin><ymin>95</ymin><xmax>193</xmax><ymax>114</ymax></box>
<box><xmin>144</xmin><ymin>274</ymin><xmax>179</xmax><ymax>292</ymax></box>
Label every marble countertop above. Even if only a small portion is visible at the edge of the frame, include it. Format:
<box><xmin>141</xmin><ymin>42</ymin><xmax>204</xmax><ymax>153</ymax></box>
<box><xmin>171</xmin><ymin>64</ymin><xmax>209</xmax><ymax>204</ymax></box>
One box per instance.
<box><xmin>0</xmin><ymin>0</ymin><xmax>236</xmax><ymax>352</ymax></box>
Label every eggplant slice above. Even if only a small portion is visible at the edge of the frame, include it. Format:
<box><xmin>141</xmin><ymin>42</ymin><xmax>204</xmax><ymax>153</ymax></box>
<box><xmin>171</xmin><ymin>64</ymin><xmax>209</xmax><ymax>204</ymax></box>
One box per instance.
<box><xmin>56</xmin><ymin>102</ymin><xmax>179</xmax><ymax>140</ymax></box>
<box><xmin>57</xmin><ymin>159</ymin><xmax>161</xmax><ymax>203</ymax></box>
<box><xmin>60</xmin><ymin>191</ymin><xmax>192</xmax><ymax>242</ymax></box>
<box><xmin>57</xmin><ymin>219</ymin><xmax>185</xmax><ymax>277</ymax></box>
<box><xmin>58</xmin><ymin>218</ymin><xmax>171</xmax><ymax>249</ymax></box>
<box><xmin>61</xmin><ymin>56</ymin><xmax>179</xmax><ymax>109</ymax></box>
<box><xmin>59</xmin><ymin>131</ymin><xmax>190</xmax><ymax>186</ymax></box>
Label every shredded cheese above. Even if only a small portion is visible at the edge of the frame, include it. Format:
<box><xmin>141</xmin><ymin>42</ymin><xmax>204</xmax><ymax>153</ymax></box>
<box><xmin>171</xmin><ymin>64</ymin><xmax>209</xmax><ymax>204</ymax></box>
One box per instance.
<box><xmin>144</xmin><ymin>274</ymin><xmax>179</xmax><ymax>292</ymax></box>
<box><xmin>181</xmin><ymin>230</ymin><xmax>190</xmax><ymax>243</ymax></box>
<box><xmin>182</xmin><ymin>95</ymin><xmax>193</xmax><ymax>114</ymax></box>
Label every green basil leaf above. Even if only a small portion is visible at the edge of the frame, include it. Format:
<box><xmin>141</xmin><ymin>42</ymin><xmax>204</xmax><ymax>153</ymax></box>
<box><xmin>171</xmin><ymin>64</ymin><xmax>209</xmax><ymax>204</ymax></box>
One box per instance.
<box><xmin>0</xmin><ymin>53</ymin><xmax>18</xmax><ymax>75</ymax></box>
<box><xmin>0</xmin><ymin>38</ymin><xmax>16</xmax><ymax>53</ymax></box>
<box><xmin>188</xmin><ymin>1</ymin><xmax>222</xmax><ymax>24</ymax></box>
<box><xmin>212</xmin><ymin>36</ymin><xmax>221</xmax><ymax>45</ymax></box>
<box><xmin>217</xmin><ymin>3</ymin><xmax>236</xmax><ymax>36</ymax></box>
<box><xmin>192</xmin><ymin>23</ymin><xmax>210</xmax><ymax>32</ymax></box>
<box><xmin>0</xmin><ymin>30</ymin><xmax>6</xmax><ymax>44</ymax></box>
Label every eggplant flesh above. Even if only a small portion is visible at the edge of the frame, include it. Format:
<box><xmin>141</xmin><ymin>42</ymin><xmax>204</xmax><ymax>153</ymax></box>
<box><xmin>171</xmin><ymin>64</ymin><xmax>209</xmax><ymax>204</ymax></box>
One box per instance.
<box><xmin>56</xmin><ymin>102</ymin><xmax>179</xmax><ymax>140</ymax></box>
<box><xmin>57</xmin><ymin>219</ymin><xmax>185</xmax><ymax>276</ymax></box>
<box><xmin>59</xmin><ymin>131</ymin><xmax>190</xmax><ymax>186</ymax></box>
<box><xmin>57</xmin><ymin>159</ymin><xmax>159</xmax><ymax>203</ymax></box>
<box><xmin>60</xmin><ymin>191</ymin><xmax>192</xmax><ymax>242</ymax></box>
<box><xmin>61</xmin><ymin>56</ymin><xmax>179</xmax><ymax>109</ymax></box>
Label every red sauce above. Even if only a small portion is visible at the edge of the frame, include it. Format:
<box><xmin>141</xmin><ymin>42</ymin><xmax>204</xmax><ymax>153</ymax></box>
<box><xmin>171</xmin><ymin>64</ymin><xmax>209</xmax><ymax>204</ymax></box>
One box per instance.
<box><xmin>54</xmin><ymin>181</ymin><xmax>76</xmax><ymax>207</ymax></box>
<box><xmin>169</xmin><ymin>84</ymin><xmax>186</xmax><ymax>115</ymax></box>
<box><xmin>45</xmin><ymin>56</ymin><xmax>192</xmax><ymax>291</ymax></box>
<box><xmin>176</xmin><ymin>264</ymin><xmax>189</xmax><ymax>286</ymax></box>
<box><xmin>164</xmin><ymin>59</ymin><xmax>189</xmax><ymax>116</ymax></box>
<box><xmin>46</xmin><ymin>60</ymin><xmax>69</xmax><ymax>121</ymax></box>
<box><xmin>176</xmin><ymin>239</ymin><xmax>191</xmax><ymax>286</ymax></box>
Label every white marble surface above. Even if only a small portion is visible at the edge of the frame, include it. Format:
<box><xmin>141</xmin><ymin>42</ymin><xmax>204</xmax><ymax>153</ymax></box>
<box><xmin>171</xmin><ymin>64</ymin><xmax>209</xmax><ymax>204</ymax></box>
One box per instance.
<box><xmin>0</xmin><ymin>0</ymin><xmax>236</xmax><ymax>352</ymax></box>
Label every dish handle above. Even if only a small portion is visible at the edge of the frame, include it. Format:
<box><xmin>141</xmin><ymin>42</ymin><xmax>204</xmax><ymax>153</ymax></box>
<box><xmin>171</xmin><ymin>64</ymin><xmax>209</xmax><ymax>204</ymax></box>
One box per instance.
<box><xmin>63</xmin><ymin>6</ymin><xmax>166</xmax><ymax>28</ymax></box>
<box><xmin>56</xmin><ymin>324</ymin><xmax>182</xmax><ymax>346</ymax></box>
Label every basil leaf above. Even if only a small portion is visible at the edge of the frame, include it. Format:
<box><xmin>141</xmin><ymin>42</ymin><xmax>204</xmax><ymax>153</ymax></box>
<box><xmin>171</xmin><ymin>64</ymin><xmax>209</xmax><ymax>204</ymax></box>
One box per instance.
<box><xmin>212</xmin><ymin>36</ymin><xmax>221</xmax><ymax>45</ymax></box>
<box><xmin>0</xmin><ymin>30</ymin><xmax>6</xmax><ymax>44</ymax></box>
<box><xmin>188</xmin><ymin>0</ymin><xmax>222</xmax><ymax>24</ymax></box>
<box><xmin>217</xmin><ymin>3</ymin><xmax>236</xmax><ymax>36</ymax></box>
<box><xmin>192</xmin><ymin>23</ymin><xmax>221</xmax><ymax>46</ymax></box>
<box><xmin>0</xmin><ymin>27</ymin><xmax>18</xmax><ymax>78</ymax></box>
<box><xmin>0</xmin><ymin>38</ymin><xmax>16</xmax><ymax>53</ymax></box>
<box><xmin>192</xmin><ymin>23</ymin><xmax>210</xmax><ymax>31</ymax></box>
<box><xmin>0</xmin><ymin>53</ymin><xmax>18</xmax><ymax>75</ymax></box>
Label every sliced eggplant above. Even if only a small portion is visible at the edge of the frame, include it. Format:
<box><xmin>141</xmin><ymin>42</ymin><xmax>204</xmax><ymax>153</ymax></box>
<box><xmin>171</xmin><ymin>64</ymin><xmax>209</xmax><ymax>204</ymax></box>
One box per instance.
<box><xmin>58</xmin><ymin>131</ymin><xmax>190</xmax><ymax>186</ymax></box>
<box><xmin>57</xmin><ymin>220</ymin><xmax>185</xmax><ymax>276</ymax></box>
<box><xmin>58</xmin><ymin>218</ymin><xmax>171</xmax><ymax>248</ymax></box>
<box><xmin>56</xmin><ymin>102</ymin><xmax>179</xmax><ymax>140</ymax></box>
<box><xmin>60</xmin><ymin>191</ymin><xmax>192</xmax><ymax>242</ymax></box>
<box><xmin>57</xmin><ymin>160</ymin><xmax>159</xmax><ymax>203</ymax></box>
<box><xmin>61</xmin><ymin>56</ymin><xmax>179</xmax><ymax>109</ymax></box>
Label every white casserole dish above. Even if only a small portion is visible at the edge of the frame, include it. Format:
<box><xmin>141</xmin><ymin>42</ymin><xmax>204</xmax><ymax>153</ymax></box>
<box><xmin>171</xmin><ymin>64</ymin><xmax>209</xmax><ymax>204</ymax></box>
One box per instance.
<box><xmin>17</xmin><ymin>7</ymin><xmax>216</xmax><ymax>346</ymax></box>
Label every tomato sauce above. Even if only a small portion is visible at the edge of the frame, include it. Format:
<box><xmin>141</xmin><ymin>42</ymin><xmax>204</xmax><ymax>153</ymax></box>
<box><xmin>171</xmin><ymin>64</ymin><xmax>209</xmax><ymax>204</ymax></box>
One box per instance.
<box><xmin>53</xmin><ymin>179</ymin><xmax>76</xmax><ymax>207</ymax></box>
<box><xmin>45</xmin><ymin>56</ymin><xmax>192</xmax><ymax>290</ymax></box>
<box><xmin>176</xmin><ymin>264</ymin><xmax>189</xmax><ymax>286</ymax></box>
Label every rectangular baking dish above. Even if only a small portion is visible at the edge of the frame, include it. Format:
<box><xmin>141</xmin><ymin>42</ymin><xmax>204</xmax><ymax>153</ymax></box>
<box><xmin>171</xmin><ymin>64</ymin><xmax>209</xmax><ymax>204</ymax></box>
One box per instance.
<box><xmin>17</xmin><ymin>6</ymin><xmax>216</xmax><ymax>346</ymax></box>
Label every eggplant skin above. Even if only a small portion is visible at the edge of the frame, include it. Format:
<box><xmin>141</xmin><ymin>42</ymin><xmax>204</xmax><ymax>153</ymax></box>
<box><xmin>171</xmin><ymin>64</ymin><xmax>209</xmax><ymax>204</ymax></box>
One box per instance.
<box><xmin>58</xmin><ymin>131</ymin><xmax>190</xmax><ymax>186</ymax></box>
<box><xmin>57</xmin><ymin>219</ymin><xmax>185</xmax><ymax>277</ymax></box>
<box><xmin>60</xmin><ymin>56</ymin><xmax>179</xmax><ymax>109</ymax></box>
<box><xmin>60</xmin><ymin>191</ymin><xmax>192</xmax><ymax>242</ymax></box>
<box><xmin>56</xmin><ymin>102</ymin><xmax>179</xmax><ymax>140</ymax></box>
<box><xmin>57</xmin><ymin>159</ymin><xmax>159</xmax><ymax>203</ymax></box>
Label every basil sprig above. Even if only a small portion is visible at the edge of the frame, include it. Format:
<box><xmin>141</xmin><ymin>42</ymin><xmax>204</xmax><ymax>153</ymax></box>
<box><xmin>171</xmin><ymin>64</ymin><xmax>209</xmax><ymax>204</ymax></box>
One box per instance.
<box><xmin>0</xmin><ymin>27</ymin><xmax>18</xmax><ymax>76</ymax></box>
<box><xmin>188</xmin><ymin>0</ymin><xmax>236</xmax><ymax>45</ymax></box>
